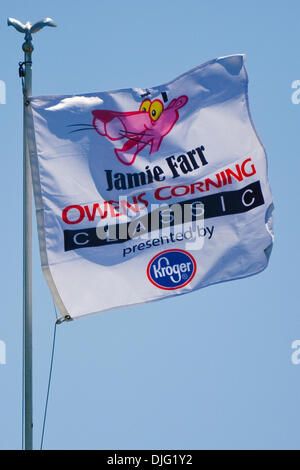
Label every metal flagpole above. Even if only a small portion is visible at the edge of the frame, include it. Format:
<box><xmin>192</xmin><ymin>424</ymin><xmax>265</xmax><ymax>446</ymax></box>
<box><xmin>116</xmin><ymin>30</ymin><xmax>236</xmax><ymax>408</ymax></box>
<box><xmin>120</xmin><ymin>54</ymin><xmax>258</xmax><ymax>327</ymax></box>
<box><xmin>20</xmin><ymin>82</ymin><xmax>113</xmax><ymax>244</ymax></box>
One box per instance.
<box><xmin>8</xmin><ymin>17</ymin><xmax>56</xmax><ymax>450</ymax></box>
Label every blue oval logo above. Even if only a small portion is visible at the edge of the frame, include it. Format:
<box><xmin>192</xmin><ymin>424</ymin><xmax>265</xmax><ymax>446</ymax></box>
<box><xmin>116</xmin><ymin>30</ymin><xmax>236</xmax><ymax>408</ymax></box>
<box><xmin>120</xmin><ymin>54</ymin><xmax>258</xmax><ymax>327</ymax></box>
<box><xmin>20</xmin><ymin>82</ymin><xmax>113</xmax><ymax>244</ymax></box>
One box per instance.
<box><xmin>147</xmin><ymin>249</ymin><xmax>197</xmax><ymax>290</ymax></box>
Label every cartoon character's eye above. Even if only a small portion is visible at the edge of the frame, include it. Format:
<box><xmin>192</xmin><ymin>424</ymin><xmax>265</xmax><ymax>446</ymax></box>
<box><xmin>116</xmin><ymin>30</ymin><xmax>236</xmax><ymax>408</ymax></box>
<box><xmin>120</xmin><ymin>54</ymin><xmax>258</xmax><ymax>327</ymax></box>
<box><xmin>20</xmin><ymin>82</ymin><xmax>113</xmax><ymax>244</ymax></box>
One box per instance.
<box><xmin>150</xmin><ymin>100</ymin><xmax>163</xmax><ymax>121</ymax></box>
<box><xmin>139</xmin><ymin>99</ymin><xmax>151</xmax><ymax>112</ymax></box>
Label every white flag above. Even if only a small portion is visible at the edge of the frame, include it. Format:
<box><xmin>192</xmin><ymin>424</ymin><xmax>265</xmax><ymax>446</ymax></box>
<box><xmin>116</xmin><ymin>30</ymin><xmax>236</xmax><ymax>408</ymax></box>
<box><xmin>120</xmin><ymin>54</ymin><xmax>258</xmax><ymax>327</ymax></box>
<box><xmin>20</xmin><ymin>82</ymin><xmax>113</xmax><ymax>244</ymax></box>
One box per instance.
<box><xmin>27</xmin><ymin>54</ymin><xmax>274</xmax><ymax>319</ymax></box>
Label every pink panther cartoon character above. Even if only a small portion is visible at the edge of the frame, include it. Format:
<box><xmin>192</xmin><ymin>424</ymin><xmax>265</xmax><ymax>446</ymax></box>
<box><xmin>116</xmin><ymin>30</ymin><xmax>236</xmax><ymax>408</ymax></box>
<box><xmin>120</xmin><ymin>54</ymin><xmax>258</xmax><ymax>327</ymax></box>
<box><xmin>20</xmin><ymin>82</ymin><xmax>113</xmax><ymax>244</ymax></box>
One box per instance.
<box><xmin>92</xmin><ymin>95</ymin><xmax>188</xmax><ymax>166</ymax></box>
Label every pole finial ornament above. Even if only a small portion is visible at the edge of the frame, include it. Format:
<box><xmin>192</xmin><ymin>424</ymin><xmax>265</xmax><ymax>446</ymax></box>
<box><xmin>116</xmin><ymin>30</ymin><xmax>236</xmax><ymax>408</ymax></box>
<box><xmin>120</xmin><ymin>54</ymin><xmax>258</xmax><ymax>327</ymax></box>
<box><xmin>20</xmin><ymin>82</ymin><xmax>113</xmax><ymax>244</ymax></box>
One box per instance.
<box><xmin>8</xmin><ymin>17</ymin><xmax>56</xmax><ymax>52</ymax></box>
<box><xmin>7</xmin><ymin>17</ymin><xmax>56</xmax><ymax>35</ymax></box>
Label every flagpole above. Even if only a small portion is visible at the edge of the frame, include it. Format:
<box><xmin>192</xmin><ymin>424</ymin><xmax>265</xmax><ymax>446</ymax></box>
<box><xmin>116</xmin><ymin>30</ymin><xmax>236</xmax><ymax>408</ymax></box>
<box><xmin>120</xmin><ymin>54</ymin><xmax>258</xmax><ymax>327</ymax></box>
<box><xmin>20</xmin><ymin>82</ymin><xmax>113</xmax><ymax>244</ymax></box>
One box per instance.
<box><xmin>8</xmin><ymin>18</ymin><xmax>56</xmax><ymax>450</ymax></box>
<box><xmin>23</xmin><ymin>35</ymin><xmax>33</xmax><ymax>452</ymax></box>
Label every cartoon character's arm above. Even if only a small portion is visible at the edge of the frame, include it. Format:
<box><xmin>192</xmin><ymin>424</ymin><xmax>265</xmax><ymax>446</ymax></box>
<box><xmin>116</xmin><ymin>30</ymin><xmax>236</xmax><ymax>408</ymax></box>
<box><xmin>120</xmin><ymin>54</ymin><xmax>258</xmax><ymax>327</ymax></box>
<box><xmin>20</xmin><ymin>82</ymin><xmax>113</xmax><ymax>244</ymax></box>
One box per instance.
<box><xmin>150</xmin><ymin>136</ymin><xmax>163</xmax><ymax>154</ymax></box>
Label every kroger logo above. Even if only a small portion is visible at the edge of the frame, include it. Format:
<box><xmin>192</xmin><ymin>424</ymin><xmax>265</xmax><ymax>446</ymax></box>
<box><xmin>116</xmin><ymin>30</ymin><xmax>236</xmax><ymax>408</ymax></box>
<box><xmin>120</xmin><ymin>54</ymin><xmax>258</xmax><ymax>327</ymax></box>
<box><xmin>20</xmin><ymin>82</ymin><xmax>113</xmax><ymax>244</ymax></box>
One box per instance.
<box><xmin>147</xmin><ymin>249</ymin><xmax>196</xmax><ymax>290</ymax></box>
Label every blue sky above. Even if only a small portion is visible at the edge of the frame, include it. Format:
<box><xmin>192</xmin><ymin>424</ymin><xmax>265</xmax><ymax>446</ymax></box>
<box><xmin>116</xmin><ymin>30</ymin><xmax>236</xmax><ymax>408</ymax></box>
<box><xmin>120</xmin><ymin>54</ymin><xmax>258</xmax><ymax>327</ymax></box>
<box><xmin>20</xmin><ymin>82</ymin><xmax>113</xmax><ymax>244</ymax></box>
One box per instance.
<box><xmin>0</xmin><ymin>0</ymin><xmax>300</xmax><ymax>450</ymax></box>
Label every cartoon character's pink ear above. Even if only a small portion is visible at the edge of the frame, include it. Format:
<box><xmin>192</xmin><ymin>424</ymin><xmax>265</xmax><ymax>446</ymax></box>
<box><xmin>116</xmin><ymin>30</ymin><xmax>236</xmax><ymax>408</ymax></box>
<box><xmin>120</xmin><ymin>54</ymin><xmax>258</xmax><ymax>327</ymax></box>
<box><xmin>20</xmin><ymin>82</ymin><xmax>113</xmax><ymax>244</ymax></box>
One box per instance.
<box><xmin>174</xmin><ymin>95</ymin><xmax>188</xmax><ymax>109</ymax></box>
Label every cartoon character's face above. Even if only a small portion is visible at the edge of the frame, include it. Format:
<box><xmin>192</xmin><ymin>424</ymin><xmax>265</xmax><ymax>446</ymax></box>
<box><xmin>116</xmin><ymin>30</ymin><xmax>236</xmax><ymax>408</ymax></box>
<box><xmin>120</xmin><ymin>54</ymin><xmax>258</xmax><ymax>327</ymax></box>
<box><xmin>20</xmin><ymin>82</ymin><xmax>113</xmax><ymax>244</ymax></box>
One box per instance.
<box><xmin>92</xmin><ymin>94</ymin><xmax>188</xmax><ymax>166</ymax></box>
